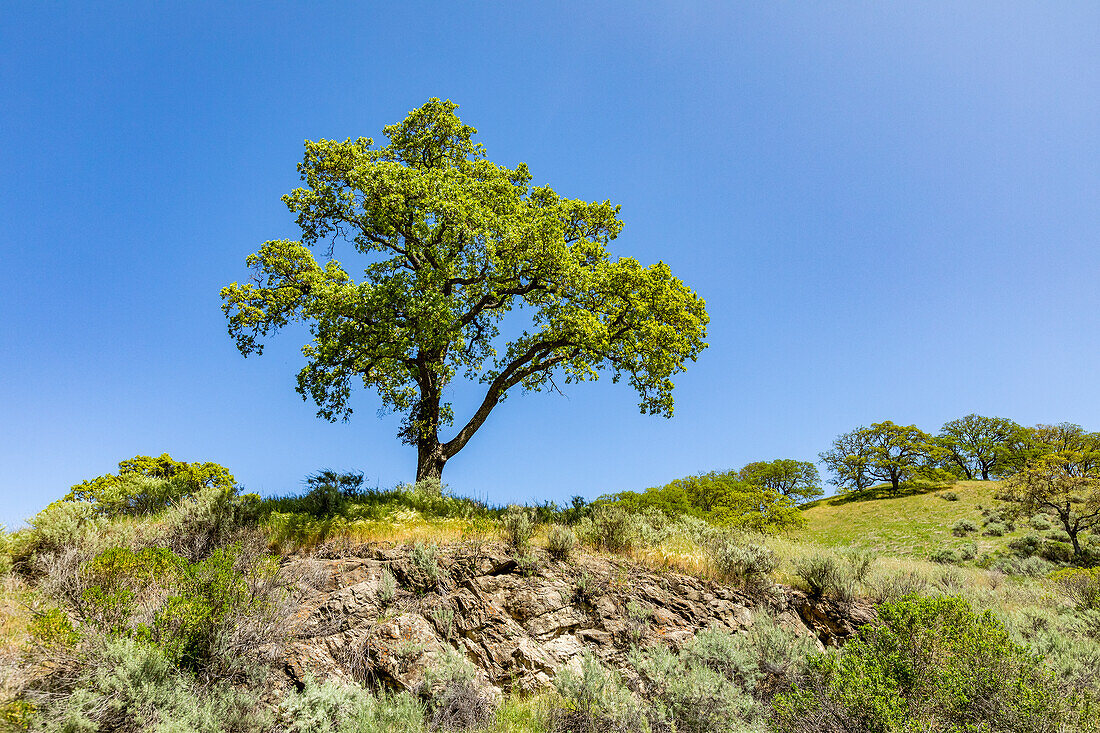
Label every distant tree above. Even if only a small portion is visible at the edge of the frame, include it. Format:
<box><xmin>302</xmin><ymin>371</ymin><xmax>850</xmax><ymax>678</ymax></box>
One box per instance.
<box><xmin>65</xmin><ymin>454</ymin><xmax>236</xmax><ymax>516</ymax></box>
<box><xmin>221</xmin><ymin>99</ymin><xmax>708</xmax><ymax>482</ymax></box>
<box><xmin>739</xmin><ymin>459</ymin><xmax>823</xmax><ymax>502</ymax></box>
<box><xmin>819</xmin><ymin>427</ymin><xmax>875</xmax><ymax>493</ymax></box>
<box><xmin>1002</xmin><ymin>450</ymin><xmax>1100</xmax><ymax>559</ymax></box>
<box><xmin>609</xmin><ymin>470</ymin><xmax>804</xmax><ymax>532</ymax></box>
<box><xmin>937</xmin><ymin>414</ymin><xmax>1025</xmax><ymax>480</ymax></box>
<box><xmin>821</xmin><ymin>422</ymin><xmax>951</xmax><ymax>496</ymax></box>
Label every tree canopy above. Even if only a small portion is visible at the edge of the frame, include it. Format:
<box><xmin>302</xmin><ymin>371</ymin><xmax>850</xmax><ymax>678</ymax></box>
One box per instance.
<box><xmin>820</xmin><ymin>421</ymin><xmax>953</xmax><ymax>495</ymax></box>
<box><xmin>937</xmin><ymin>414</ymin><xmax>1025</xmax><ymax>481</ymax></box>
<box><xmin>65</xmin><ymin>454</ymin><xmax>236</xmax><ymax>517</ymax></box>
<box><xmin>221</xmin><ymin>99</ymin><xmax>709</xmax><ymax>480</ymax></box>
<box><xmin>738</xmin><ymin>459</ymin><xmax>823</xmax><ymax>502</ymax></box>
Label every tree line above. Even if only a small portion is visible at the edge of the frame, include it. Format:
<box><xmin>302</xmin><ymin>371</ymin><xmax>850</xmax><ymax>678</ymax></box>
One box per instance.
<box><xmin>820</xmin><ymin>415</ymin><xmax>1100</xmax><ymax>559</ymax></box>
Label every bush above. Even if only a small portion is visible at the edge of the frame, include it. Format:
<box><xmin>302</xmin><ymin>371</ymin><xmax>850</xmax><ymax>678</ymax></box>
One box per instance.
<box><xmin>993</xmin><ymin>554</ymin><xmax>1054</xmax><ymax>578</ymax></box>
<box><xmin>279</xmin><ymin>675</ymin><xmax>425</xmax><ymax>733</ymax></box>
<box><xmin>983</xmin><ymin>522</ymin><xmax>1006</xmax><ymax>537</ymax></box>
<box><xmin>377</xmin><ymin>568</ymin><xmax>397</xmax><ymax>606</ymax></box>
<box><xmin>66</xmin><ymin>454</ymin><xmax>236</xmax><ymax>517</ymax></box>
<box><xmin>1030</xmin><ymin>514</ymin><xmax>1053</xmax><ymax>531</ymax></box>
<box><xmin>704</xmin><ymin>533</ymin><xmax>778</xmax><ymax>593</ymax></box>
<box><xmin>938</xmin><ymin>491</ymin><xmax>959</xmax><ymax>501</ymax></box>
<box><xmin>1008</xmin><ymin>532</ymin><xmax>1043</xmax><ymax>558</ymax></box>
<box><xmin>794</xmin><ymin>555</ymin><xmax>843</xmax><ymax>599</ymax></box>
<box><xmin>410</xmin><ymin>542</ymin><xmax>443</xmax><ymax>592</ymax></box>
<box><xmin>958</xmin><ymin>541</ymin><xmax>978</xmax><ymax>561</ymax></box>
<box><xmin>551</xmin><ymin>655</ymin><xmax>646</xmax><ymax>733</ymax></box>
<box><xmin>1040</xmin><ymin>540</ymin><xmax>1076</xmax><ymax>564</ymax></box>
<box><xmin>951</xmin><ymin>518</ymin><xmax>978</xmax><ymax>536</ymax></box>
<box><xmin>546</xmin><ymin>525</ymin><xmax>576</xmax><ymax>561</ymax></box>
<box><xmin>1051</xmin><ymin>568</ymin><xmax>1100</xmax><ymax>610</ymax></box>
<box><xmin>772</xmin><ymin>596</ymin><xmax>1080</xmax><ymax>732</ymax></box>
<box><xmin>840</xmin><ymin>548</ymin><xmax>876</xmax><ymax>585</ymax></box>
<box><xmin>503</xmin><ymin>506</ymin><xmax>535</xmax><ymax>555</ymax></box>
<box><xmin>578</xmin><ymin>505</ymin><xmax>636</xmax><ymax>553</ymax></box>
<box><xmin>159</xmin><ymin>485</ymin><xmax>261</xmax><ymax>561</ymax></box>
<box><xmin>930</xmin><ymin>548</ymin><xmax>959</xmax><ymax>564</ymax></box>
<box><xmin>628</xmin><ymin>615</ymin><xmax>816</xmax><ymax>733</ymax></box>
<box><xmin>27</xmin><ymin>636</ymin><xmax>270</xmax><ymax>732</ymax></box>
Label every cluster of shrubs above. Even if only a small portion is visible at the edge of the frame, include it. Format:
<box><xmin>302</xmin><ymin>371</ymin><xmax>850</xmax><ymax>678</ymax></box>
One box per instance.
<box><xmin>547</xmin><ymin>596</ymin><xmax>1100</xmax><ymax>732</ymax></box>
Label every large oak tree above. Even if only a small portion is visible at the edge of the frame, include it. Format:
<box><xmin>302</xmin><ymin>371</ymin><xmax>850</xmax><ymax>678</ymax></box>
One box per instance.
<box><xmin>221</xmin><ymin>100</ymin><xmax>708</xmax><ymax>481</ymax></box>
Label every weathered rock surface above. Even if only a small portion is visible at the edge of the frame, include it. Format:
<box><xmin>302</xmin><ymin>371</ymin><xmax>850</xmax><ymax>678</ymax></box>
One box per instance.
<box><xmin>281</xmin><ymin>543</ymin><xmax>874</xmax><ymax>695</ymax></box>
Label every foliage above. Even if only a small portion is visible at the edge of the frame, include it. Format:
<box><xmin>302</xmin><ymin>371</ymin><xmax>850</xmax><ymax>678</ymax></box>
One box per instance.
<box><xmin>503</xmin><ymin>506</ymin><xmax>535</xmax><ymax>555</ymax></box>
<box><xmin>410</xmin><ymin>541</ymin><xmax>443</xmax><ymax>592</ymax></box>
<box><xmin>937</xmin><ymin>414</ymin><xmax>1026</xmax><ymax>481</ymax></box>
<box><xmin>820</xmin><ymin>421</ymin><xmax>954</xmax><ymax>496</ymax></box>
<box><xmin>951</xmin><ymin>518</ymin><xmax>977</xmax><ymax>536</ymax></box>
<box><xmin>279</xmin><ymin>675</ymin><xmax>425</xmax><ymax>733</ymax></box>
<box><xmin>1050</xmin><ymin>567</ymin><xmax>1100</xmax><ymax>610</ymax></box>
<box><xmin>546</xmin><ymin>525</ymin><xmax>575</xmax><ymax>561</ymax></box>
<box><xmin>703</xmin><ymin>532</ymin><xmax>778</xmax><ymax>593</ymax></box>
<box><xmin>65</xmin><ymin>454</ymin><xmax>236</xmax><ymax>517</ymax></box>
<box><xmin>221</xmin><ymin>98</ymin><xmax>709</xmax><ymax>481</ymax></box>
<box><xmin>738</xmin><ymin>459</ymin><xmax>823</xmax><ymax>502</ymax></box>
<box><xmin>772</xmin><ymin>595</ymin><xmax>1087</xmax><ymax>732</ymax></box>
<box><xmin>24</xmin><ymin>635</ymin><xmax>270</xmax><ymax>732</ymax></box>
<box><xmin>1001</xmin><ymin>448</ymin><xmax>1100</xmax><ymax>558</ymax></box>
<box><xmin>550</xmin><ymin>655</ymin><xmax>647</xmax><ymax>733</ymax></box>
<box><xmin>794</xmin><ymin>555</ymin><xmax>846</xmax><ymax>600</ymax></box>
<box><xmin>577</xmin><ymin>505</ymin><xmax>637</xmax><ymax>553</ymax></box>
<box><xmin>607</xmin><ymin>470</ymin><xmax>803</xmax><ymax>532</ymax></box>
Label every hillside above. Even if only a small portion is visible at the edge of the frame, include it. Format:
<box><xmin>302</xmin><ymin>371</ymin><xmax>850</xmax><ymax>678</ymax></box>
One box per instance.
<box><xmin>799</xmin><ymin>480</ymin><xmax>1030</xmax><ymax>560</ymax></box>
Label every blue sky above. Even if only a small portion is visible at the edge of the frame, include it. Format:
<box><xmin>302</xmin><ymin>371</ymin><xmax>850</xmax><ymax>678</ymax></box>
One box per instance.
<box><xmin>2</xmin><ymin>2</ymin><xmax>1098</xmax><ymax>526</ymax></box>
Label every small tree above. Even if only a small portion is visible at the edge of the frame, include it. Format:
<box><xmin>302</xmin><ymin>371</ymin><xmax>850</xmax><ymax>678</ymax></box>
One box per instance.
<box><xmin>937</xmin><ymin>414</ymin><xmax>1025</xmax><ymax>481</ymax></box>
<box><xmin>819</xmin><ymin>427</ymin><xmax>874</xmax><ymax>493</ymax></box>
<box><xmin>738</xmin><ymin>459</ymin><xmax>823</xmax><ymax>502</ymax></box>
<box><xmin>65</xmin><ymin>454</ymin><xmax>236</xmax><ymax>516</ymax></box>
<box><xmin>221</xmin><ymin>99</ymin><xmax>709</xmax><ymax>481</ymax></box>
<box><xmin>1002</xmin><ymin>451</ymin><xmax>1100</xmax><ymax>559</ymax></box>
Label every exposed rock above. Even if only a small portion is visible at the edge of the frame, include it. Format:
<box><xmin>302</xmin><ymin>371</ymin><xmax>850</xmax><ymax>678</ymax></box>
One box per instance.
<box><xmin>281</xmin><ymin>543</ymin><xmax>874</xmax><ymax>695</ymax></box>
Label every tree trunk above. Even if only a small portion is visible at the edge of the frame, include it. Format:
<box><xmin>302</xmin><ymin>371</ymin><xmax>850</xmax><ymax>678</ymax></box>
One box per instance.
<box><xmin>416</xmin><ymin>439</ymin><xmax>447</xmax><ymax>482</ymax></box>
<box><xmin>981</xmin><ymin>467</ymin><xmax>990</xmax><ymax>481</ymax></box>
<box><xmin>890</xmin><ymin>472</ymin><xmax>901</xmax><ymax>494</ymax></box>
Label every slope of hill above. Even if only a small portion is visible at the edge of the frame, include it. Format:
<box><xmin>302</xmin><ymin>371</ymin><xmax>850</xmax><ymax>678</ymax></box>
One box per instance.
<box><xmin>798</xmin><ymin>480</ymin><xmax>1029</xmax><ymax>560</ymax></box>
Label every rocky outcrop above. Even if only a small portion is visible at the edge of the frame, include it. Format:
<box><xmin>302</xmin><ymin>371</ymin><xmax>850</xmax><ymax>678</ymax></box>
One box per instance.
<box><xmin>281</xmin><ymin>543</ymin><xmax>874</xmax><ymax>695</ymax></box>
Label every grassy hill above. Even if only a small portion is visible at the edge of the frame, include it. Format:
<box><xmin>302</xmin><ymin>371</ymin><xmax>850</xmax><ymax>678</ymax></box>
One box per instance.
<box><xmin>798</xmin><ymin>480</ymin><xmax>1027</xmax><ymax>560</ymax></box>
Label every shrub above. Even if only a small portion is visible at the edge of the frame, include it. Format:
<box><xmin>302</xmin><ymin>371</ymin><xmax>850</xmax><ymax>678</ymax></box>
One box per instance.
<box><xmin>410</xmin><ymin>542</ymin><xmax>442</xmax><ymax>592</ymax></box>
<box><xmin>930</xmin><ymin>548</ymin><xmax>959</xmax><ymax>564</ymax></box>
<box><xmin>772</xmin><ymin>596</ymin><xmax>1078</xmax><ymax>732</ymax></box>
<box><xmin>993</xmin><ymin>554</ymin><xmax>1055</xmax><ymax>578</ymax></box>
<box><xmin>983</xmin><ymin>522</ymin><xmax>1006</xmax><ymax>537</ymax></box>
<box><xmin>29</xmin><ymin>636</ymin><xmax>270</xmax><ymax>732</ymax></box>
<box><xmin>951</xmin><ymin>518</ymin><xmax>978</xmax><ymax>536</ymax></box>
<box><xmin>1051</xmin><ymin>568</ymin><xmax>1100</xmax><ymax>610</ymax></box>
<box><xmin>503</xmin><ymin>506</ymin><xmax>535</xmax><ymax>555</ymax></box>
<box><xmin>377</xmin><ymin>568</ymin><xmax>397</xmax><ymax>606</ymax></box>
<box><xmin>18</xmin><ymin>500</ymin><xmax>102</xmax><ymax>560</ymax></box>
<box><xmin>629</xmin><ymin>615</ymin><xmax>816</xmax><ymax>733</ymax></box>
<box><xmin>546</xmin><ymin>525</ymin><xmax>575</xmax><ymax>561</ymax></box>
<box><xmin>578</xmin><ymin>505</ymin><xmax>636</xmax><ymax>553</ymax></box>
<box><xmin>705</xmin><ymin>533</ymin><xmax>778</xmax><ymax>593</ymax></box>
<box><xmin>794</xmin><ymin>555</ymin><xmax>842</xmax><ymax>599</ymax></box>
<box><xmin>958</xmin><ymin>541</ymin><xmax>978</xmax><ymax>561</ymax></box>
<box><xmin>1040</xmin><ymin>540</ymin><xmax>1076</xmax><ymax>564</ymax></box>
<box><xmin>419</xmin><ymin>648</ymin><xmax>496</xmax><ymax>730</ymax></box>
<box><xmin>840</xmin><ymin>548</ymin><xmax>877</xmax><ymax>585</ymax></box>
<box><xmin>159</xmin><ymin>485</ymin><xmax>261</xmax><ymax>561</ymax></box>
<box><xmin>938</xmin><ymin>491</ymin><xmax>959</xmax><ymax>501</ymax></box>
<box><xmin>1030</xmin><ymin>514</ymin><xmax>1053</xmax><ymax>531</ymax></box>
<box><xmin>1008</xmin><ymin>532</ymin><xmax>1043</xmax><ymax>558</ymax></box>
<box><xmin>280</xmin><ymin>675</ymin><xmax>425</xmax><ymax>733</ymax></box>
<box><xmin>551</xmin><ymin>655</ymin><xmax>646</xmax><ymax>733</ymax></box>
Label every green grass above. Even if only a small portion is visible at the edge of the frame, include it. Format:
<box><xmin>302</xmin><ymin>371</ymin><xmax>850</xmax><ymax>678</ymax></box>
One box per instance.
<box><xmin>798</xmin><ymin>480</ymin><xmax>1027</xmax><ymax>559</ymax></box>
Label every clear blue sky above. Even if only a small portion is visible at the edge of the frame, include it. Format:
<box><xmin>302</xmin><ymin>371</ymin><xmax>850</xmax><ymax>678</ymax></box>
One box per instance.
<box><xmin>2</xmin><ymin>2</ymin><xmax>1098</xmax><ymax>526</ymax></box>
